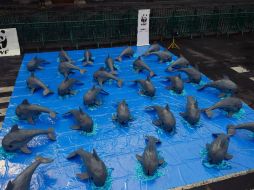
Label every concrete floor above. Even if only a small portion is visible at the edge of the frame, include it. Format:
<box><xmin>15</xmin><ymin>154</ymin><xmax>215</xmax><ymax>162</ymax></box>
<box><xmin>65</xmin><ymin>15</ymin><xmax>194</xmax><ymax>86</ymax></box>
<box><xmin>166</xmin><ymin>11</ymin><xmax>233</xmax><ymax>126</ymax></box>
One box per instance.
<box><xmin>0</xmin><ymin>33</ymin><xmax>254</xmax><ymax>189</ymax></box>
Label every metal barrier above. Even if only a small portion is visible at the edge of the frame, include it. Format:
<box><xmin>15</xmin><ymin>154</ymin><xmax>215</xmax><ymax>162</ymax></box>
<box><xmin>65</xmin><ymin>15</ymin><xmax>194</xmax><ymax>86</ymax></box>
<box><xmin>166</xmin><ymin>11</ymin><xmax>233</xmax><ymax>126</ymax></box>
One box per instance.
<box><xmin>0</xmin><ymin>6</ymin><xmax>254</xmax><ymax>47</ymax></box>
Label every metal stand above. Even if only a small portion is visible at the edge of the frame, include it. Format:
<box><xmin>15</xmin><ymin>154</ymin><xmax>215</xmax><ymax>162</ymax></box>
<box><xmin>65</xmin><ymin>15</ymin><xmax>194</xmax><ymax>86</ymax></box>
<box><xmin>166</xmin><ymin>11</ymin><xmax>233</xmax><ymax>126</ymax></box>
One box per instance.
<box><xmin>168</xmin><ymin>36</ymin><xmax>180</xmax><ymax>49</ymax></box>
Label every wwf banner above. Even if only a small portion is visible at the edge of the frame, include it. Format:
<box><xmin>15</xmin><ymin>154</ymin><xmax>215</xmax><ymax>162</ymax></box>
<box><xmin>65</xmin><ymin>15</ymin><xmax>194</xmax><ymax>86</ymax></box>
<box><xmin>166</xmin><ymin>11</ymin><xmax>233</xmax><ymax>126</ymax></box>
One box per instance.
<box><xmin>0</xmin><ymin>28</ymin><xmax>20</xmax><ymax>57</ymax></box>
<box><xmin>137</xmin><ymin>9</ymin><xmax>150</xmax><ymax>46</ymax></box>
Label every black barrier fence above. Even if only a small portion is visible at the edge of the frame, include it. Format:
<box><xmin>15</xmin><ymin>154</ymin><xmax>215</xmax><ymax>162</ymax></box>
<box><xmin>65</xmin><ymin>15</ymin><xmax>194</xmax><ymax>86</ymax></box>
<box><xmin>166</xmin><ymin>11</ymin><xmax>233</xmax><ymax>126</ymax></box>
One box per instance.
<box><xmin>0</xmin><ymin>6</ymin><xmax>254</xmax><ymax>47</ymax></box>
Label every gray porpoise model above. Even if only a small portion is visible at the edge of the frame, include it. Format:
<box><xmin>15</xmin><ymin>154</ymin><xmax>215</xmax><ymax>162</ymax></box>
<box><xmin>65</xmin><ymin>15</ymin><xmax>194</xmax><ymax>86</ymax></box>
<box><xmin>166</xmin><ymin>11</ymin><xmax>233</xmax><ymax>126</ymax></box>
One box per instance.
<box><xmin>198</xmin><ymin>78</ymin><xmax>238</xmax><ymax>97</ymax></box>
<box><xmin>58</xmin><ymin>78</ymin><xmax>83</xmax><ymax>96</ymax></box>
<box><xmin>15</xmin><ymin>99</ymin><xmax>57</xmax><ymax>124</ymax></box>
<box><xmin>5</xmin><ymin>156</ymin><xmax>53</xmax><ymax>190</ymax></box>
<box><xmin>145</xmin><ymin>104</ymin><xmax>176</xmax><ymax>133</ymax></box>
<box><xmin>112</xmin><ymin>100</ymin><xmax>133</xmax><ymax>125</ymax></box>
<box><xmin>83</xmin><ymin>85</ymin><xmax>109</xmax><ymax>106</ymax></box>
<box><xmin>59</xmin><ymin>49</ymin><xmax>74</xmax><ymax>64</ymax></box>
<box><xmin>202</xmin><ymin>97</ymin><xmax>242</xmax><ymax>118</ymax></box>
<box><xmin>26</xmin><ymin>73</ymin><xmax>53</xmax><ymax>96</ymax></box>
<box><xmin>133</xmin><ymin>56</ymin><xmax>156</xmax><ymax>77</ymax></box>
<box><xmin>63</xmin><ymin>107</ymin><xmax>94</xmax><ymax>132</ymax></box>
<box><xmin>132</xmin><ymin>76</ymin><xmax>156</xmax><ymax>97</ymax></box>
<box><xmin>165</xmin><ymin>56</ymin><xmax>190</xmax><ymax>72</ymax></box>
<box><xmin>83</xmin><ymin>49</ymin><xmax>94</xmax><ymax>66</ymax></box>
<box><xmin>177</xmin><ymin>67</ymin><xmax>201</xmax><ymax>84</ymax></box>
<box><xmin>2</xmin><ymin>124</ymin><xmax>56</xmax><ymax>154</ymax></box>
<box><xmin>93</xmin><ymin>67</ymin><xmax>123</xmax><ymax>87</ymax></box>
<box><xmin>27</xmin><ymin>57</ymin><xmax>50</xmax><ymax>72</ymax></box>
<box><xmin>164</xmin><ymin>74</ymin><xmax>184</xmax><ymax>94</ymax></box>
<box><xmin>180</xmin><ymin>96</ymin><xmax>200</xmax><ymax>125</ymax></box>
<box><xmin>58</xmin><ymin>61</ymin><xmax>86</xmax><ymax>78</ymax></box>
<box><xmin>115</xmin><ymin>46</ymin><xmax>134</xmax><ymax>62</ymax></box>
<box><xmin>105</xmin><ymin>55</ymin><xmax>117</xmax><ymax>75</ymax></box>
<box><xmin>150</xmin><ymin>50</ymin><xmax>172</xmax><ymax>63</ymax></box>
<box><xmin>227</xmin><ymin>122</ymin><xmax>254</xmax><ymax>136</ymax></box>
<box><xmin>136</xmin><ymin>136</ymin><xmax>165</xmax><ymax>176</ymax></box>
<box><xmin>143</xmin><ymin>44</ymin><xmax>160</xmax><ymax>56</ymax></box>
<box><xmin>67</xmin><ymin>148</ymin><xmax>108</xmax><ymax>187</ymax></box>
<box><xmin>206</xmin><ymin>133</ymin><xmax>232</xmax><ymax>164</ymax></box>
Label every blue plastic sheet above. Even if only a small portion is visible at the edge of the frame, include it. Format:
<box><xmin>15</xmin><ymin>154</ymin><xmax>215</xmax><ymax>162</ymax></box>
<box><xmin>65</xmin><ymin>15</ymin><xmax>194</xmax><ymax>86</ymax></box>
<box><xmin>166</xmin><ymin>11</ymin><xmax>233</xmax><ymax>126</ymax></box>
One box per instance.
<box><xmin>1</xmin><ymin>45</ymin><xmax>254</xmax><ymax>190</ymax></box>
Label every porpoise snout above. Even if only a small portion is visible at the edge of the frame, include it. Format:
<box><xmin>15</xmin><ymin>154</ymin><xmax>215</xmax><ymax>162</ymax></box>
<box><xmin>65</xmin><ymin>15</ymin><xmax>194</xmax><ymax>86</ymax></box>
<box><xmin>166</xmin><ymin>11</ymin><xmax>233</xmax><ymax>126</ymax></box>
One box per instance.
<box><xmin>2</xmin><ymin>136</ymin><xmax>15</xmax><ymax>152</ymax></box>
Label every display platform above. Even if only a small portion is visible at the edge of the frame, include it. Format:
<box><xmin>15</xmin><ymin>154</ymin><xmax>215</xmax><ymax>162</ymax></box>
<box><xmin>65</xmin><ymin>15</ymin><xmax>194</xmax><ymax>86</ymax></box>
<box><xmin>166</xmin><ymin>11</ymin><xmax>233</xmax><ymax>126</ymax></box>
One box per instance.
<box><xmin>1</xmin><ymin>45</ymin><xmax>254</xmax><ymax>190</ymax></box>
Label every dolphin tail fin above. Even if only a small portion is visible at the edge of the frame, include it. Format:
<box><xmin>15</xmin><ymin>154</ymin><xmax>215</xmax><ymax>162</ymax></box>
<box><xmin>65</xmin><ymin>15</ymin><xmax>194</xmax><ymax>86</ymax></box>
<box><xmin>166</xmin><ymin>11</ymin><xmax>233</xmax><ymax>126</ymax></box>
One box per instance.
<box><xmin>201</xmin><ymin>108</ymin><xmax>213</xmax><ymax>118</ymax></box>
<box><xmin>67</xmin><ymin>150</ymin><xmax>78</xmax><ymax>159</ymax></box>
<box><xmin>145</xmin><ymin>135</ymin><xmax>161</xmax><ymax>144</ymax></box>
<box><xmin>143</xmin><ymin>51</ymin><xmax>150</xmax><ymax>56</ymax></box>
<box><xmin>99</xmin><ymin>88</ymin><xmax>109</xmax><ymax>95</ymax></box>
<box><xmin>36</xmin><ymin>156</ymin><xmax>53</xmax><ymax>164</ymax></box>
<box><xmin>117</xmin><ymin>79</ymin><xmax>123</xmax><ymax>88</ymax></box>
<box><xmin>227</xmin><ymin>125</ymin><xmax>236</xmax><ymax>136</ymax></box>
<box><xmin>83</xmin><ymin>61</ymin><xmax>93</xmax><ymax>66</ymax></box>
<box><xmin>197</xmin><ymin>84</ymin><xmax>207</xmax><ymax>91</ymax></box>
<box><xmin>81</xmin><ymin>57</ymin><xmax>85</xmax><ymax>63</ymax></box>
<box><xmin>115</xmin><ymin>56</ymin><xmax>122</xmax><ymax>62</ymax></box>
<box><xmin>62</xmin><ymin>111</ymin><xmax>71</xmax><ymax>117</ymax></box>
<box><xmin>67</xmin><ymin>148</ymin><xmax>83</xmax><ymax>159</ymax></box>
<box><xmin>110</xmin><ymin>70</ymin><xmax>118</xmax><ymax>75</ymax></box>
<box><xmin>205</xmin><ymin>109</ymin><xmax>213</xmax><ymax>118</ymax></box>
<box><xmin>49</xmin><ymin>111</ymin><xmax>57</xmax><ymax>119</ymax></box>
<box><xmin>48</xmin><ymin>128</ymin><xmax>56</xmax><ymax>141</ymax></box>
<box><xmin>165</xmin><ymin>66</ymin><xmax>173</xmax><ymax>72</ymax></box>
<box><xmin>136</xmin><ymin>154</ymin><xmax>143</xmax><ymax>163</ymax></box>
<box><xmin>80</xmin><ymin>69</ymin><xmax>86</xmax><ymax>74</ymax></box>
<box><xmin>43</xmin><ymin>88</ymin><xmax>54</xmax><ymax>96</ymax></box>
<box><xmin>150</xmin><ymin>71</ymin><xmax>157</xmax><ymax>77</ymax></box>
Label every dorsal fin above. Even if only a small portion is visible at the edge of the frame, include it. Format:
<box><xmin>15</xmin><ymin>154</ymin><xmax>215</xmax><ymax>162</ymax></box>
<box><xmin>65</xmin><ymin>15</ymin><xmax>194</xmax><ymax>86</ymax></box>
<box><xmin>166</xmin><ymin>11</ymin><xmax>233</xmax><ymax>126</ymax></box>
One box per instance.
<box><xmin>5</xmin><ymin>181</ymin><xmax>14</xmax><ymax>190</ymax></box>
<box><xmin>22</xmin><ymin>99</ymin><xmax>29</xmax><ymax>105</ymax></box>
<box><xmin>93</xmin><ymin>149</ymin><xmax>100</xmax><ymax>160</ymax></box>
<box><xmin>146</xmin><ymin>76</ymin><xmax>151</xmax><ymax>81</ymax></box>
<box><xmin>10</xmin><ymin>124</ymin><xmax>19</xmax><ymax>132</ymax></box>
<box><xmin>165</xmin><ymin>104</ymin><xmax>170</xmax><ymax>111</ymax></box>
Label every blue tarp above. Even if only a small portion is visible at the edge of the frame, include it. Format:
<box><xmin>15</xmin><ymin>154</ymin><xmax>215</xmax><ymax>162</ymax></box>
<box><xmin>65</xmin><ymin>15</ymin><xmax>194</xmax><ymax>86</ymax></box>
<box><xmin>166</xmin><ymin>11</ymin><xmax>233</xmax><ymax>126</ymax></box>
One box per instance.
<box><xmin>1</xmin><ymin>45</ymin><xmax>254</xmax><ymax>190</ymax></box>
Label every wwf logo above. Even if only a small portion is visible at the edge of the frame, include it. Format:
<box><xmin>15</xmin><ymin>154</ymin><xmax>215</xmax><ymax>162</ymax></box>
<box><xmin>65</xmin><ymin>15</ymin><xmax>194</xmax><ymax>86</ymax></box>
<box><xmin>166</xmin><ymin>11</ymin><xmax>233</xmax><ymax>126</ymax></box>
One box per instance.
<box><xmin>0</xmin><ymin>30</ymin><xmax>7</xmax><ymax>50</ymax></box>
<box><xmin>141</xmin><ymin>14</ymin><xmax>148</xmax><ymax>26</ymax></box>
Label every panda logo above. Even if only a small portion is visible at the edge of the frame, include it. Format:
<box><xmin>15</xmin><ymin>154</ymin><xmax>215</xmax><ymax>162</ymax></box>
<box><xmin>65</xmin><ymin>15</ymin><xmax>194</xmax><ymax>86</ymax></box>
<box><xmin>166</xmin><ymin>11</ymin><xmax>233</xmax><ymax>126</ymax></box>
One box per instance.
<box><xmin>0</xmin><ymin>30</ymin><xmax>7</xmax><ymax>50</ymax></box>
<box><xmin>141</xmin><ymin>14</ymin><xmax>148</xmax><ymax>26</ymax></box>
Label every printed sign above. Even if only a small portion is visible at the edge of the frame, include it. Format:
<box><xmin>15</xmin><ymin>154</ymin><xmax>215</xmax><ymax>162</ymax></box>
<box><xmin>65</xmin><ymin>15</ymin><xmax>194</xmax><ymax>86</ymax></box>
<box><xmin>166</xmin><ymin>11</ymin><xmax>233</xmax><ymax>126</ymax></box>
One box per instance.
<box><xmin>137</xmin><ymin>9</ymin><xmax>150</xmax><ymax>46</ymax></box>
<box><xmin>0</xmin><ymin>28</ymin><xmax>20</xmax><ymax>56</ymax></box>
